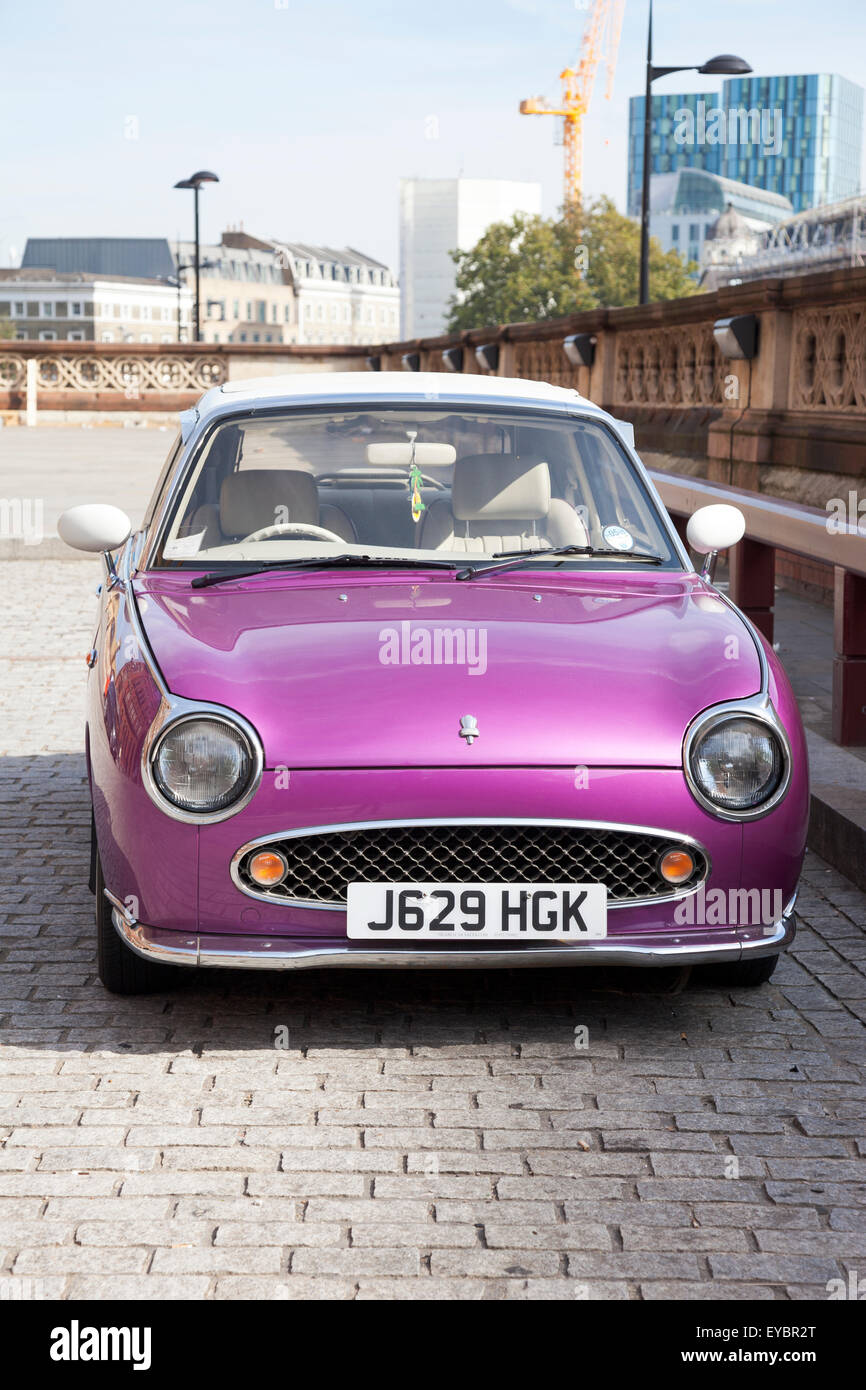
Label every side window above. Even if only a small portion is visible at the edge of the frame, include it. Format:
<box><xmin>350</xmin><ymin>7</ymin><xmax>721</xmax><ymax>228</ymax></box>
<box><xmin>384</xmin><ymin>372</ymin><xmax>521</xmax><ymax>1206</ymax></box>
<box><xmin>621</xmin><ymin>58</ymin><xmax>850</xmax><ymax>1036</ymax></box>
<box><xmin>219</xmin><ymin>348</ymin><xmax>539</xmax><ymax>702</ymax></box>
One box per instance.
<box><xmin>142</xmin><ymin>433</ymin><xmax>183</xmax><ymax>530</ymax></box>
<box><xmin>578</xmin><ymin>429</ymin><xmax>671</xmax><ymax>555</ymax></box>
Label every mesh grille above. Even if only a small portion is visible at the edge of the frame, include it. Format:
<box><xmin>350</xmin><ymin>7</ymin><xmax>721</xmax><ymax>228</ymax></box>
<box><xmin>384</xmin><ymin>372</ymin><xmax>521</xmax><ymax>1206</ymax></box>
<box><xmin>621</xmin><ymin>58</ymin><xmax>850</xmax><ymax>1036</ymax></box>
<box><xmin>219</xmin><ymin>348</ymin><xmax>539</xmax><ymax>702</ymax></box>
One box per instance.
<box><xmin>235</xmin><ymin>823</ymin><xmax>707</xmax><ymax>906</ymax></box>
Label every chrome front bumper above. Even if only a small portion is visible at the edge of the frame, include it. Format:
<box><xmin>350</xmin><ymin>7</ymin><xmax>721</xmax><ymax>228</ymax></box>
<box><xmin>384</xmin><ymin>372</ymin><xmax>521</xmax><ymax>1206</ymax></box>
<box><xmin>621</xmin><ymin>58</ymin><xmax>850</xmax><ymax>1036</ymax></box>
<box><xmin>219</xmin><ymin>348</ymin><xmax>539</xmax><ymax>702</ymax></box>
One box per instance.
<box><xmin>109</xmin><ymin>893</ymin><xmax>797</xmax><ymax>971</ymax></box>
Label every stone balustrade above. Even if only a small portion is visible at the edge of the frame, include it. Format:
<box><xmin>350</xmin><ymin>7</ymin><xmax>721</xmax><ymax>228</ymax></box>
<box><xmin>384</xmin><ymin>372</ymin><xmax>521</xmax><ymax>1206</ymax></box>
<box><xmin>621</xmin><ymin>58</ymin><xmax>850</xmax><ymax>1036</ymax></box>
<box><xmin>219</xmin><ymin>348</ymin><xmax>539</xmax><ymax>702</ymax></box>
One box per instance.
<box><xmin>0</xmin><ymin>341</ymin><xmax>367</xmax><ymax>420</ymax></box>
<box><xmin>3</xmin><ymin>268</ymin><xmax>865</xmax><ymax>493</ymax></box>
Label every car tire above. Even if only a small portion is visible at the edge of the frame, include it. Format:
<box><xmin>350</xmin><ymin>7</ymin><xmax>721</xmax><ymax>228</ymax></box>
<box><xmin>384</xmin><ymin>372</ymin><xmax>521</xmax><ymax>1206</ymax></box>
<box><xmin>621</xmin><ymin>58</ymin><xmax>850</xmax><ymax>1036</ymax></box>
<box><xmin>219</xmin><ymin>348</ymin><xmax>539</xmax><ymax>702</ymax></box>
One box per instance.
<box><xmin>95</xmin><ymin>851</ymin><xmax>178</xmax><ymax>996</ymax></box>
<box><xmin>702</xmin><ymin>953</ymin><xmax>780</xmax><ymax>988</ymax></box>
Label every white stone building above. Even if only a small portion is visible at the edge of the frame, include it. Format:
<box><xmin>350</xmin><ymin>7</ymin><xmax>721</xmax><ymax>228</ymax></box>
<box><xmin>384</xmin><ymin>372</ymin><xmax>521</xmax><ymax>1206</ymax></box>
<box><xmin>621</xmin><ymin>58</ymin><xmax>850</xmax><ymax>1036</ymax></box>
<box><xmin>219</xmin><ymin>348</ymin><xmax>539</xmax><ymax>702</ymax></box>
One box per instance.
<box><xmin>399</xmin><ymin>178</ymin><xmax>543</xmax><ymax>339</ymax></box>
<box><xmin>271</xmin><ymin>241</ymin><xmax>399</xmax><ymax>346</ymax></box>
<box><xmin>176</xmin><ymin>231</ymin><xmax>399</xmax><ymax>347</ymax></box>
<box><xmin>0</xmin><ymin>269</ymin><xmax>192</xmax><ymax>343</ymax></box>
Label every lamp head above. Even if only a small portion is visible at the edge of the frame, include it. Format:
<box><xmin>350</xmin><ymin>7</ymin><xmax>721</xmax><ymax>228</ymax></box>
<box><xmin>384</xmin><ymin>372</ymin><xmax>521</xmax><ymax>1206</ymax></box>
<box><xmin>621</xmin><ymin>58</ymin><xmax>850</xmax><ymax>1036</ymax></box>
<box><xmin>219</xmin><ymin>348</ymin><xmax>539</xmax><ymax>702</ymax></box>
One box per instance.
<box><xmin>698</xmin><ymin>54</ymin><xmax>752</xmax><ymax>75</ymax></box>
<box><xmin>174</xmin><ymin>171</ymin><xmax>220</xmax><ymax>189</ymax></box>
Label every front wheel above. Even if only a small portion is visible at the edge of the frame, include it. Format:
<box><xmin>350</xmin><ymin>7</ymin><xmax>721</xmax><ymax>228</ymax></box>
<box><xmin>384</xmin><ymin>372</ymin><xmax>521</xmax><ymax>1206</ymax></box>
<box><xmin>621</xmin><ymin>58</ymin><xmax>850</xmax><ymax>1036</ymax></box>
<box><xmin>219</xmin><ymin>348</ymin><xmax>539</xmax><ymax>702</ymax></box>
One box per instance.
<box><xmin>699</xmin><ymin>953</ymin><xmax>780</xmax><ymax>988</ymax></box>
<box><xmin>95</xmin><ymin>854</ymin><xmax>179</xmax><ymax>995</ymax></box>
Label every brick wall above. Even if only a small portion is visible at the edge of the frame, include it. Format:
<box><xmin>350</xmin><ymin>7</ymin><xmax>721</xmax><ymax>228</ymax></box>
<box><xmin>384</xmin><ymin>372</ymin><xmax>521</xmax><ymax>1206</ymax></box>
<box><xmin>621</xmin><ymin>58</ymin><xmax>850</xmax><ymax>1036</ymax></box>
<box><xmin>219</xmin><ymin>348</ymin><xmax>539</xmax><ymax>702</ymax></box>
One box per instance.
<box><xmin>775</xmin><ymin>552</ymin><xmax>834</xmax><ymax>606</ymax></box>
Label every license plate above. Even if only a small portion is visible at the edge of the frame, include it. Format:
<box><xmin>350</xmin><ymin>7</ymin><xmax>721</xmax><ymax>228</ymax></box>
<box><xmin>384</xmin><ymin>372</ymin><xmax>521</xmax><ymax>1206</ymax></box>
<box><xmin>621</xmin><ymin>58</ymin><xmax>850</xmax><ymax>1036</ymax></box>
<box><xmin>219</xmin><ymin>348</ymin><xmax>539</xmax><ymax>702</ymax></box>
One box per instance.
<box><xmin>346</xmin><ymin>882</ymin><xmax>607</xmax><ymax>940</ymax></box>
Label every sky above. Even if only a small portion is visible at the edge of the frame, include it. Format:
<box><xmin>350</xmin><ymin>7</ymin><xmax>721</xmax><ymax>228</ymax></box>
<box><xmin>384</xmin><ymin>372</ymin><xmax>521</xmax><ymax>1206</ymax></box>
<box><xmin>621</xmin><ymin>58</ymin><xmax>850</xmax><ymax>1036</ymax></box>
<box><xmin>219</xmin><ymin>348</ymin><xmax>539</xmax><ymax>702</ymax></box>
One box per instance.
<box><xmin>3</xmin><ymin>0</ymin><xmax>866</xmax><ymax>271</ymax></box>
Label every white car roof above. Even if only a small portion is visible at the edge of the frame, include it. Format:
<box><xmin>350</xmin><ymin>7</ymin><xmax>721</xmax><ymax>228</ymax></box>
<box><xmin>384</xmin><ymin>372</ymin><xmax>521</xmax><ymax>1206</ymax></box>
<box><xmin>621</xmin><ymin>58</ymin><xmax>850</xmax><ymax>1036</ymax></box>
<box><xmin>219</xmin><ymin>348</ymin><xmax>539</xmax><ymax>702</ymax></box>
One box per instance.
<box><xmin>188</xmin><ymin>371</ymin><xmax>602</xmax><ymax>432</ymax></box>
<box><xmin>219</xmin><ymin>370</ymin><xmax>586</xmax><ymax>403</ymax></box>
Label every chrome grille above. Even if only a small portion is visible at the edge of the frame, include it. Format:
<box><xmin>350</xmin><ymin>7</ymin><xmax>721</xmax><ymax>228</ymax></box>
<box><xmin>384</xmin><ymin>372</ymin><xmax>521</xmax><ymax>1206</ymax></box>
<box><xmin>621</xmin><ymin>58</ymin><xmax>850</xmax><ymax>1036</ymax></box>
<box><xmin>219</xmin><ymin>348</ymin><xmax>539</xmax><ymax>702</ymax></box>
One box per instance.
<box><xmin>233</xmin><ymin>822</ymin><xmax>708</xmax><ymax>907</ymax></box>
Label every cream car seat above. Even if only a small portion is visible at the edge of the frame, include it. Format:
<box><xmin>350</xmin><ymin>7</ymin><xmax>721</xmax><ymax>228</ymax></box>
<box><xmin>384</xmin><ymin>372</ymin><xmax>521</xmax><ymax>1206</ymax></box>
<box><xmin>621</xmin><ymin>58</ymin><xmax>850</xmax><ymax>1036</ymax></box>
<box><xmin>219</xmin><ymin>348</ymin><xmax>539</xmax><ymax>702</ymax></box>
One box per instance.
<box><xmin>192</xmin><ymin>469</ymin><xmax>356</xmax><ymax>546</ymax></box>
<box><xmin>418</xmin><ymin>454</ymin><xmax>589</xmax><ymax>554</ymax></box>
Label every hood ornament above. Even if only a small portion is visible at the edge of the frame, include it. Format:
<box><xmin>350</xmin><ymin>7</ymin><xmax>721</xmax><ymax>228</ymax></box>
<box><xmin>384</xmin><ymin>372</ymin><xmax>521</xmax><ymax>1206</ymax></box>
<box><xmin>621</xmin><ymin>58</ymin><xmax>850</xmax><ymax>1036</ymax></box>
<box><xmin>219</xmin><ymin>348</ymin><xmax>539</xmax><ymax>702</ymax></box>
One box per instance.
<box><xmin>459</xmin><ymin>715</ymin><xmax>479</xmax><ymax>745</ymax></box>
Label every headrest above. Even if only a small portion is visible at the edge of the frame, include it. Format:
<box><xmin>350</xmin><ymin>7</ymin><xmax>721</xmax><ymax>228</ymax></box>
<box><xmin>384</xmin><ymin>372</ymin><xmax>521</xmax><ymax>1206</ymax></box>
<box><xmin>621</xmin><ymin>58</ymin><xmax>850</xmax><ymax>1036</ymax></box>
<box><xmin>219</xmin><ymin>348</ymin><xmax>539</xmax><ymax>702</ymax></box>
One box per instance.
<box><xmin>219</xmin><ymin>469</ymin><xmax>319</xmax><ymax>536</ymax></box>
<box><xmin>452</xmin><ymin>455</ymin><xmax>551</xmax><ymax>522</ymax></box>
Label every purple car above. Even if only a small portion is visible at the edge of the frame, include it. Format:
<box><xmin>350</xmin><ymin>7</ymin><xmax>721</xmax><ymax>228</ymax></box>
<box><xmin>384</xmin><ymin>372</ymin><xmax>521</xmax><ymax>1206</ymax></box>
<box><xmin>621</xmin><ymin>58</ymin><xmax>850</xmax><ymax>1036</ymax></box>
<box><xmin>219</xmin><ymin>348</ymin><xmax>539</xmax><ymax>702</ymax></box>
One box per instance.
<box><xmin>59</xmin><ymin>373</ymin><xmax>808</xmax><ymax>994</ymax></box>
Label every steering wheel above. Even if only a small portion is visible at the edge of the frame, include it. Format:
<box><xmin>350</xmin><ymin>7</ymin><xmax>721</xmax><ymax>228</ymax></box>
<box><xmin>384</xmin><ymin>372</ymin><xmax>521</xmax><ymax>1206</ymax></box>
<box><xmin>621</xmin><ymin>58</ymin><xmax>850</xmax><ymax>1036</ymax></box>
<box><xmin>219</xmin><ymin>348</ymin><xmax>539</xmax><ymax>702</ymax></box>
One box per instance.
<box><xmin>240</xmin><ymin>521</ymin><xmax>345</xmax><ymax>544</ymax></box>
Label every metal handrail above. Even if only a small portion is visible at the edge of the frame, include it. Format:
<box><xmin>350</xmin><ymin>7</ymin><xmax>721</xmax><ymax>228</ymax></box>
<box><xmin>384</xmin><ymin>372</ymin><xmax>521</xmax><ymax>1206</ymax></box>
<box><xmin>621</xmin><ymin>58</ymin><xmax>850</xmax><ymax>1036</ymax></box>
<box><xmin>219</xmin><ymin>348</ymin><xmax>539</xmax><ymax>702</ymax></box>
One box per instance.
<box><xmin>650</xmin><ymin>469</ymin><xmax>866</xmax><ymax>578</ymax></box>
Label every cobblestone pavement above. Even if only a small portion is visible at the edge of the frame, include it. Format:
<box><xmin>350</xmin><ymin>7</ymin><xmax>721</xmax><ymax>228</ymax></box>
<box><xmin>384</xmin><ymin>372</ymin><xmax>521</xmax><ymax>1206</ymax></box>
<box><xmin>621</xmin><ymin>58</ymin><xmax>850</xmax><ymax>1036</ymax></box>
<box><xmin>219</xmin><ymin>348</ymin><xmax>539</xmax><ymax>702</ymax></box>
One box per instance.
<box><xmin>1</xmin><ymin>560</ymin><xmax>865</xmax><ymax>1300</ymax></box>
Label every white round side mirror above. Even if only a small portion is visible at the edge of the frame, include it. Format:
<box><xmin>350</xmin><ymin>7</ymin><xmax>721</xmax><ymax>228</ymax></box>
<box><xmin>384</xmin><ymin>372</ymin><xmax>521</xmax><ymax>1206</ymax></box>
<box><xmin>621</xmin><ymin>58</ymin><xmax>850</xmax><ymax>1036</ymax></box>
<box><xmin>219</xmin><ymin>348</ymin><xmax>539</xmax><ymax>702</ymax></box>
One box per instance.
<box><xmin>58</xmin><ymin>504</ymin><xmax>132</xmax><ymax>554</ymax></box>
<box><xmin>686</xmin><ymin>504</ymin><xmax>746</xmax><ymax>556</ymax></box>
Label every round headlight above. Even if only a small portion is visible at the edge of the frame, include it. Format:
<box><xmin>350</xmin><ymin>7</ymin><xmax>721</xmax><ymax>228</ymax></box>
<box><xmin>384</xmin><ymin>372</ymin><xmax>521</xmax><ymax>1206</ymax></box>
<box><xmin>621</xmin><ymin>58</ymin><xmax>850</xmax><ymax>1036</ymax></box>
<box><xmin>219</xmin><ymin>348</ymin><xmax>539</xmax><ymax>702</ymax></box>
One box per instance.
<box><xmin>690</xmin><ymin>716</ymin><xmax>784</xmax><ymax>812</ymax></box>
<box><xmin>152</xmin><ymin>717</ymin><xmax>253</xmax><ymax>814</ymax></box>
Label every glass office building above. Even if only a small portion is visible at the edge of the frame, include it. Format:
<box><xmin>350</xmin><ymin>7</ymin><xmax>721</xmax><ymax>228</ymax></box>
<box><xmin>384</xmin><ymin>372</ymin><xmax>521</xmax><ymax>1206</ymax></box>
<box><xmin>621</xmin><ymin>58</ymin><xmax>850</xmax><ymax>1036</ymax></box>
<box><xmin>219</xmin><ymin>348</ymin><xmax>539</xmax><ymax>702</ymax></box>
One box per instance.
<box><xmin>649</xmin><ymin>168</ymin><xmax>793</xmax><ymax>274</ymax></box>
<box><xmin>720</xmin><ymin>74</ymin><xmax>863</xmax><ymax>212</ymax></box>
<box><xmin>628</xmin><ymin>74</ymin><xmax>863</xmax><ymax>217</ymax></box>
<box><xmin>628</xmin><ymin>93</ymin><xmax>721</xmax><ymax>216</ymax></box>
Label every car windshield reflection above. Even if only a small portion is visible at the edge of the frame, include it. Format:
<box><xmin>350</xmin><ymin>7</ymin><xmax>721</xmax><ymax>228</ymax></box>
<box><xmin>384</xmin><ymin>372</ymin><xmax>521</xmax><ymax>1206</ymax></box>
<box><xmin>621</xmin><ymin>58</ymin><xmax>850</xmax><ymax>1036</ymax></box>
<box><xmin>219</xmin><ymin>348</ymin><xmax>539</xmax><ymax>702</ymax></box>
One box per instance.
<box><xmin>155</xmin><ymin>406</ymin><xmax>679</xmax><ymax>570</ymax></box>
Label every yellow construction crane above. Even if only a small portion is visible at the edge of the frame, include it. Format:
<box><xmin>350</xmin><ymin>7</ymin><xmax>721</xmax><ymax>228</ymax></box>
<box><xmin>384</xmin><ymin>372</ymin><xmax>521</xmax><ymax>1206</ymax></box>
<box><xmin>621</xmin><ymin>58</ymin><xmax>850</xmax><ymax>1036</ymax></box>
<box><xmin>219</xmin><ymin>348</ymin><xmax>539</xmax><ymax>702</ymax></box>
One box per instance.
<box><xmin>520</xmin><ymin>0</ymin><xmax>625</xmax><ymax>209</ymax></box>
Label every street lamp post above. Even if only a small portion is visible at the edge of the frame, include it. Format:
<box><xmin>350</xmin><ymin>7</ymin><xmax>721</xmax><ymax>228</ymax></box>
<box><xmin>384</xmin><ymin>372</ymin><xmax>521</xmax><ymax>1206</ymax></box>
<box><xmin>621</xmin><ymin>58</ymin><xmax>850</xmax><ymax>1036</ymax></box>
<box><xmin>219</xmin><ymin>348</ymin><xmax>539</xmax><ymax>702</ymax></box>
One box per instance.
<box><xmin>168</xmin><ymin>259</ymin><xmax>217</xmax><ymax>342</ymax></box>
<box><xmin>638</xmin><ymin>0</ymin><xmax>752</xmax><ymax>305</ymax></box>
<box><xmin>173</xmin><ymin>170</ymin><xmax>219</xmax><ymax>341</ymax></box>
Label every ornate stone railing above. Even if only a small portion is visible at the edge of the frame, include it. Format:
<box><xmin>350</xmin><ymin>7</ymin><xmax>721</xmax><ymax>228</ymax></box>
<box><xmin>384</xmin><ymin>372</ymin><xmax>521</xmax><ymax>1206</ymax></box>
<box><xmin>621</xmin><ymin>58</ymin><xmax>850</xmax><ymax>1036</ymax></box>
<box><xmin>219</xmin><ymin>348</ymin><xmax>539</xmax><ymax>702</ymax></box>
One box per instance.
<box><xmin>611</xmin><ymin>324</ymin><xmax>725</xmax><ymax>408</ymax></box>
<box><xmin>0</xmin><ymin>341</ymin><xmax>367</xmax><ymax>416</ymax></box>
<box><xmin>789</xmin><ymin>304</ymin><xmax>866</xmax><ymax>412</ymax></box>
<box><xmin>510</xmin><ymin>338</ymin><xmax>575</xmax><ymax>390</ymax></box>
<box><xmin>504</xmin><ymin>322</ymin><xmax>726</xmax><ymax>408</ymax></box>
<box><xmin>0</xmin><ymin>349</ymin><xmax>227</xmax><ymax>396</ymax></box>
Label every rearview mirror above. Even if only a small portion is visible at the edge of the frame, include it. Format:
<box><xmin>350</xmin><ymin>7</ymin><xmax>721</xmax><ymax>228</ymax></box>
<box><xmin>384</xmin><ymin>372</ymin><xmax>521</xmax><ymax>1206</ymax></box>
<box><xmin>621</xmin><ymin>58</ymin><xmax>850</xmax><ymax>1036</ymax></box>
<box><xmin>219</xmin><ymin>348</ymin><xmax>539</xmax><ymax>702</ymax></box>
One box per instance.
<box><xmin>58</xmin><ymin>504</ymin><xmax>132</xmax><ymax>554</ymax></box>
<box><xmin>365</xmin><ymin>443</ymin><xmax>457</xmax><ymax>467</ymax></box>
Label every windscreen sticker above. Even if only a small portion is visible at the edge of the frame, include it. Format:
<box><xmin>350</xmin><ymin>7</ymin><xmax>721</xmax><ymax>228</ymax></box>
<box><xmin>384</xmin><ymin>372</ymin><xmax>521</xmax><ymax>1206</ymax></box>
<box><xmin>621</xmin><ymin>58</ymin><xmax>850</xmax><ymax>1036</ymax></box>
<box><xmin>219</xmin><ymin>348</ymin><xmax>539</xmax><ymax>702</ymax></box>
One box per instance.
<box><xmin>602</xmin><ymin>524</ymin><xmax>634</xmax><ymax>551</ymax></box>
<box><xmin>164</xmin><ymin>531</ymin><xmax>205</xmax><ymax>558</ymax></box>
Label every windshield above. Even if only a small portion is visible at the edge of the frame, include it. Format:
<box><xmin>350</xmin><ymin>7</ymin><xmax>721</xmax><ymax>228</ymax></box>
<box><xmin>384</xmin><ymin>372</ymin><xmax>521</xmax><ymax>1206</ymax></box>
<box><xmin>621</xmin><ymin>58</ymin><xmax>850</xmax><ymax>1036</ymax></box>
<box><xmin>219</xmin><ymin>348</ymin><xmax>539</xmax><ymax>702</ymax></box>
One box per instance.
<box><xmin>154</xmin><ymin>405</ymin><xmax>679</xmax><ymax>570</ymax></box>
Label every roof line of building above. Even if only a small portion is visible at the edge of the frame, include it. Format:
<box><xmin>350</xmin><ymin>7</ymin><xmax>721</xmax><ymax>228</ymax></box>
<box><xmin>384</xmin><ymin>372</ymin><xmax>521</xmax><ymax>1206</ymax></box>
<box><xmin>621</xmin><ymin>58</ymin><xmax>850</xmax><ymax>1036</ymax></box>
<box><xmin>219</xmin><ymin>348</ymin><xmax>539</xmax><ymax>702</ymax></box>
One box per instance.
<box><xmin>0</xmin><ymin>269</ymin><xmax>182</xmax><ymax>287</ymax></box>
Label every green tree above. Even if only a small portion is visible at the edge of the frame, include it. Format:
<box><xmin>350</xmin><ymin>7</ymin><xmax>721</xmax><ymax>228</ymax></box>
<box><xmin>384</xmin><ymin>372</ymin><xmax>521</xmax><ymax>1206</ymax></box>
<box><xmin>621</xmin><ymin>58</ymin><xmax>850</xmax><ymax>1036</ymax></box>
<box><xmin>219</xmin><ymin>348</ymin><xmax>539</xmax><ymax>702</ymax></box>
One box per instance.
<box><xmin>0</xmin><ymin>317</ymin><xmax>15</xmax><ymax>341</ymax></box>
<box><xmin>446</xmin><ymin>197</ymin><xmax>701</xmax><ymax>331</ymax></box>
<box><xmin>445</xmin><ymin>212</ymin><xmax>597</xmax><ymax>330</ymax></box>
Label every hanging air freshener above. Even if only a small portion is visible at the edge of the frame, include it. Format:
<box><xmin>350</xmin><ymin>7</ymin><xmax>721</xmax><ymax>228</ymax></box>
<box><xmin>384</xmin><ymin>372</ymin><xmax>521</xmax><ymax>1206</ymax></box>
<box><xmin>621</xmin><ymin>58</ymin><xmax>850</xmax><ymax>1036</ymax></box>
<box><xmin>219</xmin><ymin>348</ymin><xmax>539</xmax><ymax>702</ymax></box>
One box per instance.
<box><xmin>409</xmin><ymin>462</ymin><xmax>425</xmax><ymax>525</ymax></box>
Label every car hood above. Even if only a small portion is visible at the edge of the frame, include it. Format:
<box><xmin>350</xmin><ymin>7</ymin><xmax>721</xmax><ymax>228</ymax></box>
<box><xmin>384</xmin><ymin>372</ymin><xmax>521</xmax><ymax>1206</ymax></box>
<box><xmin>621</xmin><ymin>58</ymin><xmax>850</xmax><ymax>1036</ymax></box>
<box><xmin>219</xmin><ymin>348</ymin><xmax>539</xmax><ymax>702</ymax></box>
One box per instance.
<box><xmin>135</xmin><ymin>570</ymin><xmax>763</xmax><ymax>769</ymax></box>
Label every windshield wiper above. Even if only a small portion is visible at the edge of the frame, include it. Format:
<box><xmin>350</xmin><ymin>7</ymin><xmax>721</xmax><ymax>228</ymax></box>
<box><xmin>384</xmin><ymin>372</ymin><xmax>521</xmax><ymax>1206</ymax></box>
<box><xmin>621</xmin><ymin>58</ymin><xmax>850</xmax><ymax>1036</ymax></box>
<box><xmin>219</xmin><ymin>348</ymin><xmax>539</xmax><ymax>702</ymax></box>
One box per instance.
<box><xmin>456</xmin><ymin>544</ymin><xmax>664</xmax><ymax>581</ymax></box>
<box><xmin>190</xmin><ymin>555</ymin><xmax>460</xmax><ymax>589</ymax></box>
